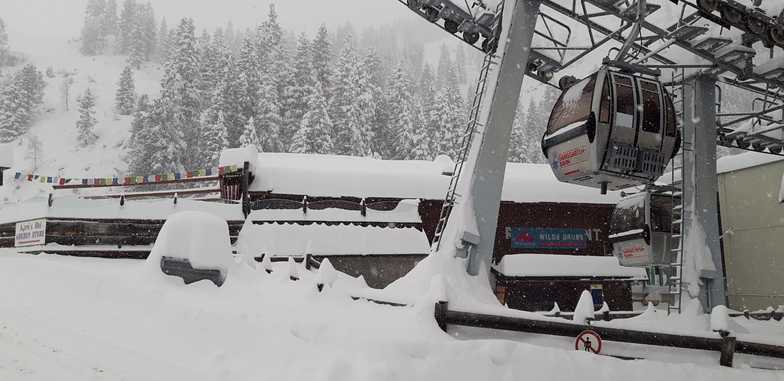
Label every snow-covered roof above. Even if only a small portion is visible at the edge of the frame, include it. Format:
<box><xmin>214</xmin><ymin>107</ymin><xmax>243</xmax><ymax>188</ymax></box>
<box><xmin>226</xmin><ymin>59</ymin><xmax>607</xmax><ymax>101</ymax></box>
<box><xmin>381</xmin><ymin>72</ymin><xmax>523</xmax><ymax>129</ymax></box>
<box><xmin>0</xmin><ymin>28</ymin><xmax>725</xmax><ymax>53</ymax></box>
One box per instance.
<box><xmin>227</xmin><ymin>152</ymin><xmax>620</xmax><ymax>205</ymax></box>
<box><xmin>717</xmin><ymin>152</ymin><xmax>784</xmax><ymax>175</ymax></box>
<box><xmin>494</xmin><ymin>254</ymin><xmax>648</xmax><ymax>279</ymax></box>
<box><xmin>0</xmin><ymin>197</ymin><xmax>244</xmax><ymax>225</ymax></box>
<box><xmin>247</xmin><ymin>199</ymin><xmax>422</xmax><ymax>224</ymax></box>
<box><xmin>236</xmin><ymin>221</ymin><xmax>431</xmax><ymax>257</ymax></box>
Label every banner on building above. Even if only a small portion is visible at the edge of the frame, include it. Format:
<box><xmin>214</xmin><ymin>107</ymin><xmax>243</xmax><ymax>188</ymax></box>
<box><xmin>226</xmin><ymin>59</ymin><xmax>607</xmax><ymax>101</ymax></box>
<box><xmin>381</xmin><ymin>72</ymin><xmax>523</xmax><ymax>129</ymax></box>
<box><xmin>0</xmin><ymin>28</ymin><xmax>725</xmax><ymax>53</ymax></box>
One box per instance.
<box><xmin>508</xmin><ymin>227</ymin><xmax>591</xmax><ymax>250</ymax></box>
<box><xmin>10</xmin><ymin>165</ymin><xmax>239</xmax><ymax>187</ymax></box>
<box><xmin>15</xmin><ymin>219</ymin><xmax>46</xmax><ymax>247</ymax></box>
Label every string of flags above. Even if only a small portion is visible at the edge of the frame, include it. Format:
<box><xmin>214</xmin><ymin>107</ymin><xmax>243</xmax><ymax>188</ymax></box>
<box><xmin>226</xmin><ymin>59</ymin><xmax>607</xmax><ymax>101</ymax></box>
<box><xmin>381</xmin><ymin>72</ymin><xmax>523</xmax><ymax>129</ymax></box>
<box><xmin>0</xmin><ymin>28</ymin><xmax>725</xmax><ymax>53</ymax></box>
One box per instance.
<box><xmin>12</xmin><ymin>165</ymin><xmax>240</xmax><ymax>187</ymax></box>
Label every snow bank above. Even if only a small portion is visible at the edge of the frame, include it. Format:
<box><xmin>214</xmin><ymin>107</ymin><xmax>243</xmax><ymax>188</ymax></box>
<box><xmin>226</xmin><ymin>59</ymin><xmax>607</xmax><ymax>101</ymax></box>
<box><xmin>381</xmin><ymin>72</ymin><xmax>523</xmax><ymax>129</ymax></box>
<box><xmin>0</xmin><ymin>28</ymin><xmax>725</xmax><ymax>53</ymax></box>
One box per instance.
<box><xmin>711</xmin><ymin>305</ymin><xmax>730</xmax><ymax>333</ymax></box>
<box><xmin>494</xmin><ymin>254</ymin><xmax>647</xmax><ymax>279</ymax></box>
<box><xmin>146</xmin><ymin>211</ymin><xmax>234</xmax><ymax>284</ymax></box>
<box><xmin>573</xmin><ymin>290</ymin><xmax>595</xmax><ymax>324</ymax></box>
<box><xmin>0</xmin><ymin>253</ymin><xmax>776</xmax><ymax>380</ymax></box>
<box><xmin>242</xmin><ymin>152</ymin><xmax>620</xmax><ymax>204</ymax></box>
<box><xmin>235</xmin><ymin>221</ymin><xmax>430</xmax><ymax>258</ymax></box>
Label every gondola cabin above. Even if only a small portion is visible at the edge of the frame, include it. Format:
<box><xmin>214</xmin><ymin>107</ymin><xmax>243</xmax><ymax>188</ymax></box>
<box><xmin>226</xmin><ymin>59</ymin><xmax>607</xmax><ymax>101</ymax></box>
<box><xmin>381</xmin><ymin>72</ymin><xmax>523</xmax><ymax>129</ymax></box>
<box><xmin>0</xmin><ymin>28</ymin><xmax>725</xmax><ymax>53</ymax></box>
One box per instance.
<box><xmin>542</xmin><ymin>68</ymin><xmax>680</xmax><ymax>194</ymax></box>
<box><xmin>609</xmin><ymin>191</ymin><xmax>675</xmax><ymax>268</ymax></box>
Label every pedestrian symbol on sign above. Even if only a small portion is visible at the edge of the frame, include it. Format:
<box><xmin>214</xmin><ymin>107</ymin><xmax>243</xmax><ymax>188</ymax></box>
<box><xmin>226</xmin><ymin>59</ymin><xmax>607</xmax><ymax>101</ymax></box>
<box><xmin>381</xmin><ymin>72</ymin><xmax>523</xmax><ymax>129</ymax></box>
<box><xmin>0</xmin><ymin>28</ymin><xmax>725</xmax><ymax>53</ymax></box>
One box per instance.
<box><xmin>575</xmin><ymin>330</ymin><xmax>602</xmax><ymax>354</ymax></box>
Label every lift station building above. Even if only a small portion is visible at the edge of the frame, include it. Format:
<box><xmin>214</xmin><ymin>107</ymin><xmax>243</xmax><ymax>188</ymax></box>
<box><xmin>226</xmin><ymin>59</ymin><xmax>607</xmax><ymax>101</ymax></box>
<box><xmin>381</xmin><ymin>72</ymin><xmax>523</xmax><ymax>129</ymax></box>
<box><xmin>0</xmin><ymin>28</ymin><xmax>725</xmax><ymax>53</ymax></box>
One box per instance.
<box><xmin>220</xmin><ymin>150</ymin><xmax>646</xmax><ymax>311</ymax></box>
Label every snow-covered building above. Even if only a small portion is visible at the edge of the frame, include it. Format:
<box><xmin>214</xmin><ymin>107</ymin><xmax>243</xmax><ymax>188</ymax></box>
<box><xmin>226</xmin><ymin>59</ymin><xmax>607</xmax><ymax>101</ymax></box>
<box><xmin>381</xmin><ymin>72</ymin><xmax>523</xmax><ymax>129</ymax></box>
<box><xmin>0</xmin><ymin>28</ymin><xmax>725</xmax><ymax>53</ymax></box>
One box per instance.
<box><xmin>715</xmin><ymin>152</ymin><xmax>784</xmax><ymax>310</ymax></box>
<box><xmin>220</xmin><ymin>150</ymin><xmax>639</xmax><ymax>310</ymax></box>
<box><xmin>238</xmin><ymin>200</ymin><xmax>432</xmax><ymax>288</ymax></box>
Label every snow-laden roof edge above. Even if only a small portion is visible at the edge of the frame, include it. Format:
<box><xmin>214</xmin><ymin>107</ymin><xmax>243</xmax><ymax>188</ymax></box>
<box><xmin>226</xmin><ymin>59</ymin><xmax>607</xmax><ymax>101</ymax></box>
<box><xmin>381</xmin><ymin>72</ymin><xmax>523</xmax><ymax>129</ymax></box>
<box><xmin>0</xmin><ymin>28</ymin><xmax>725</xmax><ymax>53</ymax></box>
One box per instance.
<box><xmin>717</xmin><ymin>152</ymin><xmax>784</xmax><ymax>175</ymax></box>
<box><xmin>221</xmin><ymin>151</ymin><xmax>621</xmax><ymax>205</ymax></box>
<box><xmin>494</xmin><ymin>254</ymin><xmax>648</xmax><ymax>279</ymax></box>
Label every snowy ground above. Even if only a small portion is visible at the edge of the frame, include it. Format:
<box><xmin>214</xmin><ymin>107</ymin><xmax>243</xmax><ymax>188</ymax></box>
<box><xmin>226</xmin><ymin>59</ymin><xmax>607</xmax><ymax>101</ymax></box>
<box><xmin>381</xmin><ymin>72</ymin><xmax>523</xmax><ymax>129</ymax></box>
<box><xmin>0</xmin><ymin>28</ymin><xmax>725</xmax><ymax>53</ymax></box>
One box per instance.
<box><xmin>0</xmin><ymin>250</ymin><xmax>782</xmax><ymax>381</ymax></box>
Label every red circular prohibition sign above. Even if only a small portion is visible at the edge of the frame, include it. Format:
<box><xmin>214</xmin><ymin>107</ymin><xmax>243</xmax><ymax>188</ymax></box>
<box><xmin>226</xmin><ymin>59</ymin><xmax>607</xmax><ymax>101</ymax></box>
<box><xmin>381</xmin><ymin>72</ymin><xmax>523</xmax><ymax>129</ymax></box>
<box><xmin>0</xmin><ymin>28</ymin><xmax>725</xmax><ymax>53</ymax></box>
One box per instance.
<box><xmin>575</xmin><ymin>330</ymin><xmax>603</xmax><ymax>354</ymax></box>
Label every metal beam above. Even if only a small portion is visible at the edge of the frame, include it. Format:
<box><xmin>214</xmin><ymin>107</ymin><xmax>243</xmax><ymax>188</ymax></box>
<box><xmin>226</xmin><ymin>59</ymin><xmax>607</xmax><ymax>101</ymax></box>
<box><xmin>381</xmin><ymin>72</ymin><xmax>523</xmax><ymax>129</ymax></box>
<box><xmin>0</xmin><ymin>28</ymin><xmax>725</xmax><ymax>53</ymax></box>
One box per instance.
<box><xmin>542</xmin><ymin>0</ymin><xmax>677</xmax><ymax>66</ymax></box>
<box><xmin>682</xmin><ymin>74</ymin><xmax>727</xmax><ymax>311</ymax></box>
<box><xmin>444</xmin><ymin>0</ymin><xmax>542</xmax><ymax>275</ymax></box>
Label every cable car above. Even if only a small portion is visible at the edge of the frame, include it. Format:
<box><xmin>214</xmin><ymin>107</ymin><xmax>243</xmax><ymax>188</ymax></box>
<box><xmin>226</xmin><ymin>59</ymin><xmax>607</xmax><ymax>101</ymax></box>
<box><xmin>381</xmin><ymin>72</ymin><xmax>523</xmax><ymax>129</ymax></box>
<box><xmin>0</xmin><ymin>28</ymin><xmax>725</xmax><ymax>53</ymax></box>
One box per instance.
<box><xmin>608</xmin><ymin>191</ymin><xmax>675</xmax><ymax>267</ymax></box>
<box><xmin>542</xmin><ymin>67</ymin><xmax>681</xmax><ymax>194</ymax></box>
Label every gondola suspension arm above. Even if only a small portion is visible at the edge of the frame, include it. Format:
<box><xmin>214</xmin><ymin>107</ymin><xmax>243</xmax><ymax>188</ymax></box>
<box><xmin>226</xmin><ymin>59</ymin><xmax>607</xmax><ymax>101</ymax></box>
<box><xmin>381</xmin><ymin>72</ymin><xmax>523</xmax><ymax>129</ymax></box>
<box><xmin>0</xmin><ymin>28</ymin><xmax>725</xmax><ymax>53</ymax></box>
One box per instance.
<box><xmin>615</xmin><ymin>0</ymin><xmax>646</xmax><ymax>63</ymax></box>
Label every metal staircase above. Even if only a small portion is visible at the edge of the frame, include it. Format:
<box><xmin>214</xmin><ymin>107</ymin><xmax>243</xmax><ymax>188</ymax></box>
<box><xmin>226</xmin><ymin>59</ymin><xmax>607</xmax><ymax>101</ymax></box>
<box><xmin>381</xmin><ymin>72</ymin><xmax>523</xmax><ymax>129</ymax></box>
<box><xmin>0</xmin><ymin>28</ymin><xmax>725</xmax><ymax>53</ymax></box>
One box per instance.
<box><xmin>432</xmin><ymin>51</ymin><xmax>496</xmax><ymax>251</ymax></box>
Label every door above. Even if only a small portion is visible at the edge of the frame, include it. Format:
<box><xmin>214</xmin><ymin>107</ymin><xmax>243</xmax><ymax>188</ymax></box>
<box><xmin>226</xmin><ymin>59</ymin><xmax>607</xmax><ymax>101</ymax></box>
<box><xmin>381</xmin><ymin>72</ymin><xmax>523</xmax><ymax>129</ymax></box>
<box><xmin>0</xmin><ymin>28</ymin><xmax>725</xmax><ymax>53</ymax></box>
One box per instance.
<box><xmin>636</xmin><ymin>79</ymin><xmax>664</xmax><ymax>151</ymax></box>
<box><xmin>610</xmin><ymin>73</ymin><xmax>638</xmax><ymax>146</ymax></box>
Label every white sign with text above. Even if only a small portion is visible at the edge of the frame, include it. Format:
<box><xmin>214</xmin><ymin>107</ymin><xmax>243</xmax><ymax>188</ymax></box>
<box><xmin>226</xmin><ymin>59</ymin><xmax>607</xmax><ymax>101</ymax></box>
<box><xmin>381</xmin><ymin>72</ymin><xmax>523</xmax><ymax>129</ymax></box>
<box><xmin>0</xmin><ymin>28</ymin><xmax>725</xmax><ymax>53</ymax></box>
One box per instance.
<box><xmin>15</xmin><ymin>219</ymin><xmax>46</xmax><ymax>247</ymax></box>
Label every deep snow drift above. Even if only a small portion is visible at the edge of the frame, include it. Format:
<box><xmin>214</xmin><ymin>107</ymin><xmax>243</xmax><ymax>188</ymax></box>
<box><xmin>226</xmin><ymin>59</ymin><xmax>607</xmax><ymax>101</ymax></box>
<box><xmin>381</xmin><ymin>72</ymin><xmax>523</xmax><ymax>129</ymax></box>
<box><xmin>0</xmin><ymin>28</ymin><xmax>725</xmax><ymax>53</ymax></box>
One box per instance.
<box><xmin>0</xmin><ymin>251</ymin><xmax>781</xmax><ymax>381</ymax></box>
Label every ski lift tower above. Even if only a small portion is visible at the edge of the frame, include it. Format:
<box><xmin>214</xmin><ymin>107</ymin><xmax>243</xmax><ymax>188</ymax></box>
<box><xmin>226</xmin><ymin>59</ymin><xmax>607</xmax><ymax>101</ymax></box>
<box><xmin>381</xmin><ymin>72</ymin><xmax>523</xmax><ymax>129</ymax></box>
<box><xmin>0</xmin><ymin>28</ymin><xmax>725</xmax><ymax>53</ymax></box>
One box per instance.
<box><xmin>402</xmin><ymin>0</ymin><xmax>784</xmax><ymax>312</ymax></box>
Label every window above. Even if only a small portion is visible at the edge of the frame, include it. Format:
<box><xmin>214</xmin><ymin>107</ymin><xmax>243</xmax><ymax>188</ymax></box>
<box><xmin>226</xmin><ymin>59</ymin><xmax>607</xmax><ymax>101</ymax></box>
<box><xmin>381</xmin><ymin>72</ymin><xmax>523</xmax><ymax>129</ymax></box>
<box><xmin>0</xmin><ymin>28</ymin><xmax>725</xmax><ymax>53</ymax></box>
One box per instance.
<box><xmin>546</xmin><ymin>74</ymin><xmax>596</xmax><ymax>135</ymax></box>
<box><xmin>614</xmin><ymin>76</ymin><xmax>635</xmax><ymax>116</ymax></box>
<box><xmin>641</xmin><ymin>81</ymin><xmax>661</xmax><ymax>133</ymax></box>
<box><xmin>664</xmin><ymin>93</ymin><xmax>677</xmax><ymax>137</ymax></box>
<box><xmin>599</xmin><ymin>77</ymin><xmax>612</xmax><ymax>123</ymax></box>
<box><xmin>609</xmin><ymin>194</ymin><xmax>646</xmax><ymax>235</ymax></box>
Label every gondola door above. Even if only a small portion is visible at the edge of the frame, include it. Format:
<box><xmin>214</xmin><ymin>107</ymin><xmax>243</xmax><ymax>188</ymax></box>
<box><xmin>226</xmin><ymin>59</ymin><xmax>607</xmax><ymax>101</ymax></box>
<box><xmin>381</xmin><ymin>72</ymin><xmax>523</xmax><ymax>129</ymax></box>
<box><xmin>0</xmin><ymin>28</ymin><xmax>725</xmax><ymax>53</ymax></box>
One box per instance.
<box><xmin>602</xmin><ymin>73</ymin><xmax>639</xmax><ymax>175</ymax></box>
<box><xmin>635</xmin><ymin>79</ymin><xmax>667</xmax><ymax>179</ymax></box>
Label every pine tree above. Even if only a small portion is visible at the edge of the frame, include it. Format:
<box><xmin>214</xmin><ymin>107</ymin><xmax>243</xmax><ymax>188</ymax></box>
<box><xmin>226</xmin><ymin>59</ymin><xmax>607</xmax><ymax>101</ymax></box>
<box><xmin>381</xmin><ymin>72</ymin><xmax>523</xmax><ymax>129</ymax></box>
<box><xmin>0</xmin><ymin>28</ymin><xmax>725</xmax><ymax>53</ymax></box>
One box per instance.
<box><xmin>281</xmin><ymin>33</ymin><xmax>314</xmax><ymax>147</ymax></box>
<box><xmin>0</xmin><ymin>65</ymin><xmax>46</xmax><ymax>141</ymax></box>
<box><xmin>0</xmin><ymin>18</ymin><xmax>10</xmax><ymax>66</ymax></box>
<box><xmin>329</xmin><ymin>35</ymin><xmax>357</xmax><ymax>153</ymax></box>
<box><xmin>199</xmin><ymin>110</ymin><xmax>229</xmax><ymax>165</ymax></box>
<box><xmin>290</xmin><ymin>83</ymin><xmax>333</xmax><ymax>154</ymax></box>
<box><xmin>157</xmin><ymin>18</ymin><xmax>203</xmax><ymax>168</ymax></box>
<box><xmin>127</xmin><ymin>98</ymin><xmax>179</xmax><ymax>174</ymax></box>
<box><xmin>115</xmin><ymin>65</ymin><xmax>136</xmax><ymax>115</ymax></box>
<box><xmin>239</xmin><ymin>116</ymin><xmax>261</xmax><ymax>148</ymax></box>
<box><xmin>117</xmin><ymin>0</ymin><xmax>137</xmax><ymax>54</ymax></box>
<box><xmin>76</xmin><ymin>88</ymin><xmax>99</xmax><ymax>146</ymax></box>
<box><xmin>418</xmin><ymin>63</ymin><xmax>438</xmax><ymax>159</ymax></box>
<box><xmin>139</xmin><ymin>3</ymin><xmax>157</xmax><ymax>60</ymax></box>
<box><xmin>387</xmin><ymin>65</ymin><xmax>421</xmax><ymax>160</ymax></box>
<box><xmin>102</xmin><ymin>0</ymin><xmax>118</xmax><ymax>37</ymax></box>
<box><xmin>236</xmin><ymin>37</ymin><xmax>261</xmax><ymax>128</ymax></box>
<box><xmin>311</xmin><ymin>24</ymin><xmax>332</xmax><ymax>93</ymax></box>
<box><xmin>157</xmin><ymin>18</ymin><xmax>169</xmax><ymax>62</ymax></box>
<box><xmin>256</xmin><ymin>71</ymin><xmax>283</xmax><ymax>152</ymax></box>
<box><xmin>81</xmin><ymin>0</ymin><xmax>107</xmax><ymax>55</ymax></box>
<box><xmin>258</xmin><ymin>4</ymin><xmax>282</xmax><ymax>60</ymax></box>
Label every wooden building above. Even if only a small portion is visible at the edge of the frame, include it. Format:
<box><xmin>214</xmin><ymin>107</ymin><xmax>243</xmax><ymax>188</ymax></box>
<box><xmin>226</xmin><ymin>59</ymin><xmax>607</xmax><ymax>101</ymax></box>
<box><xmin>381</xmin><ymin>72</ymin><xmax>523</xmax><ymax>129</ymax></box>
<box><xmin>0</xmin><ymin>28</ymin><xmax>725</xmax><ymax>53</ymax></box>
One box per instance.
<box><xmin>219</xmin><ymin>150</ymin><xmax>638</xmax><ymax>311</ymax></box>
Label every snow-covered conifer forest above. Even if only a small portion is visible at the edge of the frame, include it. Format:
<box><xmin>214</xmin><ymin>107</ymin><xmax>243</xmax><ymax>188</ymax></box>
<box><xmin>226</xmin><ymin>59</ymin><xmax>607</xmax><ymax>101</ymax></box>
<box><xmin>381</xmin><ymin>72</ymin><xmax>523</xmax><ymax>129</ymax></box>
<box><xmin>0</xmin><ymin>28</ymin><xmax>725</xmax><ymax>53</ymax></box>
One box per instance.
<box><xmin>0</xmin><ymin>0</ymin><xmax>554</xmax><ymax>177</ymax></box>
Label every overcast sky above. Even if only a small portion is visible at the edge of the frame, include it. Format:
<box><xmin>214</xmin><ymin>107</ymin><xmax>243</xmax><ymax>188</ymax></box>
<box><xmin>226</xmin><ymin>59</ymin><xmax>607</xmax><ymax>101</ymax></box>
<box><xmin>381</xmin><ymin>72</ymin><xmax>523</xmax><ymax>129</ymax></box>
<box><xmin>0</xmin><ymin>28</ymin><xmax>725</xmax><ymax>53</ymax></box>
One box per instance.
<box><xmin>0</xmin><ymin>0</ymin><xmax>411</xmax><ymax>45</ymax></box>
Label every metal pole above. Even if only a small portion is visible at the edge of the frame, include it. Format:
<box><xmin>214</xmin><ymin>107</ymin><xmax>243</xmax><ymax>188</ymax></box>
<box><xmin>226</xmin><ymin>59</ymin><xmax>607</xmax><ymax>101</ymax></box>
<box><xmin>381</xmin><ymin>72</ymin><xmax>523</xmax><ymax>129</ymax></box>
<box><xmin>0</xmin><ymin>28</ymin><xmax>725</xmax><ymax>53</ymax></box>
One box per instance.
<box><xmin>463</xmin><ymin>0</ymin><xmax>542</xmax><ymax>275</ymax></box>
<box><xmin>682</xmin><ymin>74</ymin><xmax>727</xmax><ymax>311</ymax></box>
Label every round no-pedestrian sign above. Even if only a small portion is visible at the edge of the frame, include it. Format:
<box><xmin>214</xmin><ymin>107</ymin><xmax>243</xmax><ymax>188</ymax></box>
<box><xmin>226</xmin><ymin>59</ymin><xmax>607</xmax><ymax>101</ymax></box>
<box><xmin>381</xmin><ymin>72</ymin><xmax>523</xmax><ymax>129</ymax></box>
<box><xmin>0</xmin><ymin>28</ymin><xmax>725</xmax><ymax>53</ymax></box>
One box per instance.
<box><xmin>575</xmin><ymin>330</ymin><xmax>602</xmax><ymax>354</ymax></box>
